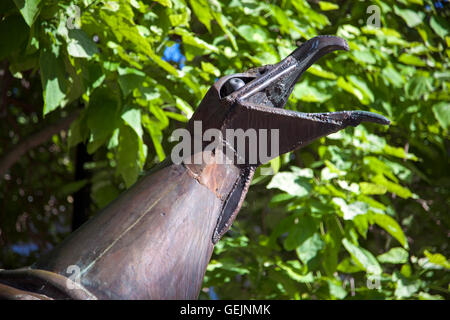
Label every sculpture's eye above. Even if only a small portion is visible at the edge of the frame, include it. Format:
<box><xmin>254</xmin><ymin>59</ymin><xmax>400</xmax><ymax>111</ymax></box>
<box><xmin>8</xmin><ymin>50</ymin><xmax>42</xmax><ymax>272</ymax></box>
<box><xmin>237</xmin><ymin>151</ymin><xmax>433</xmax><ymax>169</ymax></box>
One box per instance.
<box><xmin>222</xmin><ymin>78</ymin><xmax>246</xmax><ymax>96</ymax></box>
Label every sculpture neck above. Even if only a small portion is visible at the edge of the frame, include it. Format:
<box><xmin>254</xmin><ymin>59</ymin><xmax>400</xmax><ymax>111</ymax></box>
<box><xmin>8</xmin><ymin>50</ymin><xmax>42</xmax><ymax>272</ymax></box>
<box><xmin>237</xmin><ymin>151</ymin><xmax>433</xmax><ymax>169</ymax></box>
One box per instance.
<box><xmin>33</xmin><ymin>157</ymin><xmax>247</xmax><ymax>299</ymax></box>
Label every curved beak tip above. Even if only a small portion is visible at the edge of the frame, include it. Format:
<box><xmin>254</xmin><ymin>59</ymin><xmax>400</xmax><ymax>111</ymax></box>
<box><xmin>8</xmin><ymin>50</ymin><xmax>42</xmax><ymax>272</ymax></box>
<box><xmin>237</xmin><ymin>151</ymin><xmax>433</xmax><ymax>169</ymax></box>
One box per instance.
<box><xmin>351</xmin><ymin>111</ymin><xmax>391</xmax><ymax>126</ymax></box>
<box><xmin>314</xmin><ymin>35</ymin><xmax>349</xmax><ymax>52</ymax></box>
<box><xmin>289</xmin><ymin>35</ymin><xmax>349</xmax><ymax>66</ymax></box>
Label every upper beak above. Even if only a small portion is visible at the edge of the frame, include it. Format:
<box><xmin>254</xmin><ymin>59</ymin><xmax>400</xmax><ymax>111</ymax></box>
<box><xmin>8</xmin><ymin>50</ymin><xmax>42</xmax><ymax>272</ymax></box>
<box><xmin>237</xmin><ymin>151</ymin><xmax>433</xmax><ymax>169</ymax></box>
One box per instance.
<box><xmin>230</xmin><ymin>35</ymin><xmax>389</xmax><ymax>126</ymax></box>
<box><xmin>232</xmin><ymin>36</ymin><xmax>349</xmax><ymax>108</ymax></box>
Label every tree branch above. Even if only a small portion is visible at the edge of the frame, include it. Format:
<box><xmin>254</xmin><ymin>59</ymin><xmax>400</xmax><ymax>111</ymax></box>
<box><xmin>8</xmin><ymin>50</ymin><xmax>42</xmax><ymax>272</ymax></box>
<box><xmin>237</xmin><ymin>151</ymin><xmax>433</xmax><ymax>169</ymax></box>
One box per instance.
<box><xmin>0</xmin><ymin>111</ymin><xmax>79</xmax><ymax>178</ymax></box>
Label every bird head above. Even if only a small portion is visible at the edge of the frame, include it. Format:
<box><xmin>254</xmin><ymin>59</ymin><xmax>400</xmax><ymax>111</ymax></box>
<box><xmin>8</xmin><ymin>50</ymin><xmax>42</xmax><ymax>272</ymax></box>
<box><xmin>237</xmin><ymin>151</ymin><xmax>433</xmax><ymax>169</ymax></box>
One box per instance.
<box><xmin>186</xmin><ymin>35</ymin><xmax>389</xmax><ymax>167</ymax></box>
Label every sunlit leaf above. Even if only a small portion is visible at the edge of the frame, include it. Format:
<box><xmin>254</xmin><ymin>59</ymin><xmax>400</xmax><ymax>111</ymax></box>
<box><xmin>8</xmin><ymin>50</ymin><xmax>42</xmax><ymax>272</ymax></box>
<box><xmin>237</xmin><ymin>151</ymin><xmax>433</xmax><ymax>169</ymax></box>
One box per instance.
<box><xmin>319</xmin><ymin>1</ymin><xmax>339</xmax><ymax>11</ymax></box>
<box><xmin>398</xmin><ymin>53</ymin><xmax>426</xmax><ymax>67</ymax></box>
<box><xmin>394</xmin><ymin>6</ymin><xmax>424</xmax><ymax>28</ymax></box>
<box><xmin>67</xmin><ymin>29</ymin><xmax>99</xmax><ymax>58</ymax></box>
<box><xmin>377</xmin><ymin>247</ymin><xmax>409</xmax><ymax>264</ymax></box>
<box><xmin>267</xmin><ymin>171</ymin><xmax>312</xmax><ymax>197</ymax></box>
<box><xmin>424</xmin><ymin>251</ymin><xmax>450</xmax><ymax>269</ymax></box>
<box><xmin>342</xmin><ymin>238</ymin><xmax>382</xmax><ymax>275</ymax></box>
<box><xmin>13</xmin><ymin>0</ymin><xmax>41</xmax><ymax>26</ymax></box>
<box><xmin>372</xmin><ymin>213</ymin><xmax>408</xmax><ymax>248</ymax></box>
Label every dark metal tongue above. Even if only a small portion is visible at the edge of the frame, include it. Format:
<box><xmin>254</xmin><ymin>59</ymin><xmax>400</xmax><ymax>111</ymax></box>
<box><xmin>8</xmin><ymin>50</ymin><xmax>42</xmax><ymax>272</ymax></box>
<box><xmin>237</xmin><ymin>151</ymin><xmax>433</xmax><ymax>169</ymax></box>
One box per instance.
<box><xmin>319</xmin><ymin>110</ymin><xmax>391</xmax><ymax>126</ymax></box>
<box><xmin>351</xmin><ymin>111</ymin><xmax>391</xmax><ymax>125</ymax></box>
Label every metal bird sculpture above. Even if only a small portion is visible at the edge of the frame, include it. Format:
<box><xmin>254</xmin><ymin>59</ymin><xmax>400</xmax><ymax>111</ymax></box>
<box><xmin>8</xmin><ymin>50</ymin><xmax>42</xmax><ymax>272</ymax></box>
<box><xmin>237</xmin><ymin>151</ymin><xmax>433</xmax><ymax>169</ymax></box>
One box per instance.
<box><xmin>0</xmin><ymin>35</ymin><xmax>389</xmax><ymax>300</ymax></box>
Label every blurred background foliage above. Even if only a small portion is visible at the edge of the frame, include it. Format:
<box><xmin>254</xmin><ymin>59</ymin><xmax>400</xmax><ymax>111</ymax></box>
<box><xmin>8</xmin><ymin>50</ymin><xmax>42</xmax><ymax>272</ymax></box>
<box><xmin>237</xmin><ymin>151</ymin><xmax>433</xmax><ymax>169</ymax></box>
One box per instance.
<box><xmin>0</xmin><ymin>0</ymin><xmax>449</xmax><ymax>299</ymax></box>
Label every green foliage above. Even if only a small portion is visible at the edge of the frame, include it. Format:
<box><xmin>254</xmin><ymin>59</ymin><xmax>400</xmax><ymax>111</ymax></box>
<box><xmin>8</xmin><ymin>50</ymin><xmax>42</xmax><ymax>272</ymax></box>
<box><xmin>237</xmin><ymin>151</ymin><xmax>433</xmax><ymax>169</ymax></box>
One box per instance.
<box><xmin>0</xmin><ymin>0</ymin><xmax>448</xmax><ymax>299</ymax></box>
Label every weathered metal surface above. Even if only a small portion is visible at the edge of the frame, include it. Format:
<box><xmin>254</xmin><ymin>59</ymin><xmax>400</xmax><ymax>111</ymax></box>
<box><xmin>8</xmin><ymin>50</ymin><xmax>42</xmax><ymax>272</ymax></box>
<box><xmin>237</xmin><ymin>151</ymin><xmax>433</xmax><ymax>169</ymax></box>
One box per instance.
<box><xmin>0</xmin><ymin>35</ymin><xmax>389</xmax><ymax>300</ymax></box>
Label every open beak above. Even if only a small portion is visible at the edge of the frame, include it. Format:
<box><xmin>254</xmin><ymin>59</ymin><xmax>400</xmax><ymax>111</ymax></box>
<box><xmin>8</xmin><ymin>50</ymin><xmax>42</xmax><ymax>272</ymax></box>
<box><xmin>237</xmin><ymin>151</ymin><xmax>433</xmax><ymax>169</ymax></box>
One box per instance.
<box><xmin>220</xmin><ymin>35</ymin><xmax>390</xmax><ymax>165</ymax></box>
<box><xmin>227</xmin><ymin>35</ymin><xmax>389</xmax><ymax>126</ymax></box>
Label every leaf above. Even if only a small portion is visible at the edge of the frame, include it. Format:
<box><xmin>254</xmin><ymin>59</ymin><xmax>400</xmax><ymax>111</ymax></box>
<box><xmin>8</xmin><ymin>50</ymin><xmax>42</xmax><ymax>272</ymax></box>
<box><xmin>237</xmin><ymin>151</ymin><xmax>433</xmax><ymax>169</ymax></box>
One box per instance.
<box><xmin>393</xmin><ymin>271</ymin><xmax>421</xmax><ymax>298</ymax></box>
<box><xmin>383</xmin><ymin>145</ymin><xmax>417</xmax><ymax>161</ymax></box>
<box><xmin>432</xmin><ymin>102</ymin><xmax>450</xmax><ymax>130</ymax></box>
<box><xmin>40</xmin><ymin>45</ymin><xmax>68</xmax><ymax>115</ymax></box>
<box><xmin>169</xmin><ymin>11</ymin><xmax>190</xmax><ymax>26</ymax></box>
<box><xmin>270</xmin><ymin>4</ymin><xmax>304</xmax><ymax>38</ymax></box>
<box><xmin>319</xmin><ymin>1</ymin><xmax>339</xmax><ymax>10</ymax></box>
<box><xmin>117</xmin><ymin>67</ymin><xmax>146</xmax><ymax>97</ymax></box>
<box><xmin>201</xmin><ymin>61</ymin><xmax>220</xmax><ymax>77</ymax></box>
<box><xmin>424</xmin><ymin>251</ymin><xmax>450</xmax><ymax>269</ymax></box>
<box><xmin>91</xmin><ymin>182</ymin><xmax>119</xmax><ymax>209</ymax></box>
<box><xmin>377</xmin><ymin>247</ymin><xmax>409</xmax><ymax>264</ymax></box>
<box><xmin>175</xmin><ymin>97</ymin><xmax>193</xmax><ymax>118</ymax></box>
<box><xmin>267</xmin><ymin>172</ymin><xmax>312</xmax><ymax>197</ymax></box>
<box><xmin>292</xmin><ymin>81</ymin><xmax>331</xmax><ymax>103</ymax></box>
<box><xmin>372</xmin><ymin>213</ymin><xmax>408</xmax><ymax>248</ymax></box>
<box><xmin>398</xmin><ymin>53</ymin><xmax>426</xmax><ymax>67</ymax></box>
<box><xmin>382</xmin><ymin>66</ymin><xmax>403</xmax><ymax>87</ymax></box>
<box><xmin>107</xmin><ymin>128</ymin><xmax>119</xmax><ymax>149</ymax></box>
<box><xmin>81</xmin><ymin>61</ymin><xmax>105</xmax><ymax>94</ymax></box>
<box><xmin>117</xmin><ymin>124</ymin><xmax>146</xmax><ymax>188</ymax></box>
<box><xmin>188</xmin><ymin>0</ymin><xmax>213</xmax><ymax>32</ymax></box>
<box><xmin>296</xmin><ymin>232</ymin><xmax>324</xmax><ymax>264</ymax></box>
<box><xmin>164</xmin><ymin>111</ymin><xmax>188</xmax><ymax>123</ymax></box>
<box><xmin>333</xmin><ymin>198</ymin><xmax>368</xmax><ymax>220</ymax></box>
<box><xmin>212</xmin><ymin>11</ymin><xmax>237</xmax><ymax>50</ymax></box>
<box><xmin>306</xmin><ymin>65</ymin><xmax>337</xmax><ymax>80</ymax></box>
<box><xmin>352</xmin><ymin>50</ymin><xmax>376</xmax><ymax>64</ymax></box>
<box><xmin>13</xmin><ymin>0</ymin><xmax>41</xmax><ymax>26</ymax></box>
<box><xmin>237</xmin><ymin>24</ymin><xmax>268</xmax><ymax>44</ymax></box>
<box><xmin>328</xmin><ymin>280</ymin><xmax>347</xmax><ymax>299</ymax></box>
<box><xmin>283</xmin><ymin>215</ymin><xmax>318</xmax><ymax>251</ymax></box>
<box><xmin>86</xmin><ymin>87</ymin><xmax>120</xmax><ymax>153</ymax></box>
<box><xmin>67</xmin><ymin>29</ymin><xmax>99</xmax><ymax>58</ymax></box>
<box><xmin>394</xmin><ymin>5</ymin><xmax>424</xmax><ymax>28</ymax></box>
<box><xmin>337</xmin><ymin>257</ymin><xmax>364</xmax><ymax>273</ymax></box>
<box><xmin>405</xmin><ymin>75</ymin><xmax>432</xmax><ymax>99</ymax></box>
<box><xmin>337</xmin><ymin>76</ymin><xmax>365</xmax><ymax>104</ymax></box>
<box><xmin>149</xmin><ymin>105</ymin><xmax>169</xmax><ymax>128</ymax></box>
<box><xmin>430</xmin><ymin>16</ymin><xmax>449</xmax><ymax>39</ymax></box>
<box><xmin>353</xmin><ymin>214</ymin><xmax>369</xmax><ymax>238</ymax></box>
<box><xmin>121</xmin><ymin>107</ymin><xmax>143</xmax><ymax>138</ymax></box>
<box><xmin>418</xmin><ymin>292</ymin><xmax>444</xmax><ymax>300</ymax></box>
<box><xmin>58</xmin><ymin>180</ymin><xmax>87</xmax><ymax>196</ymax></box>
<box><xmin>172</xmin><ymin>28</ymin><xmax>218</xmax><ymax>53</ymax></box>
<box><xmin>290</xmin><ymin>167</ymin><xmax>314</xmax><ymax>178</ymax></box>
<box><xmin>154</xmin><ymin>0</ymin><xmax>172</xmax><ymax>7</ymax></box>
<box><xmin>360</xmin><ymin>182</ymin><xmax>387</xmax><ymax>195</ymax></box>
<box><xmin>278</xmin><ymin>262</ymin><xmax>314</xmax><ymax>283</ymax></box>
<box><xmin>371</xmin><ymin>174</ymin><xmax>412</xmax><ymax>199</ymax></box>
<box><xmin>270</xmin><ymin>156</ymin><xmax>281</xmax><ymax>175</ymax></box>
<box><xmin>342</xmin><ymin>238</ymin><xmax>382</xmax><ymax>275</ymax></box>
<box><xmin>321</xmin><ymin>167</ymin><xmax>339</xmax><ymax>180</ymax></box>
<box><xmin>208</xmin><ymin>258</ymin><xmax>250</xmax><ymax>275</ymax></box>
<box><xmin>68</xmin><ymin>112</ymin><xmax>88</xmax><ymax>148</ymax></box>
<box><xmin>142</xmin><ymin>115</ymin><xmax>166</xmax><ymax>162</ymax></box>
<box><xmin>347</xmin><ymin>75</ymin><xmax>374</xmax><ymax>104</ymax></box>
